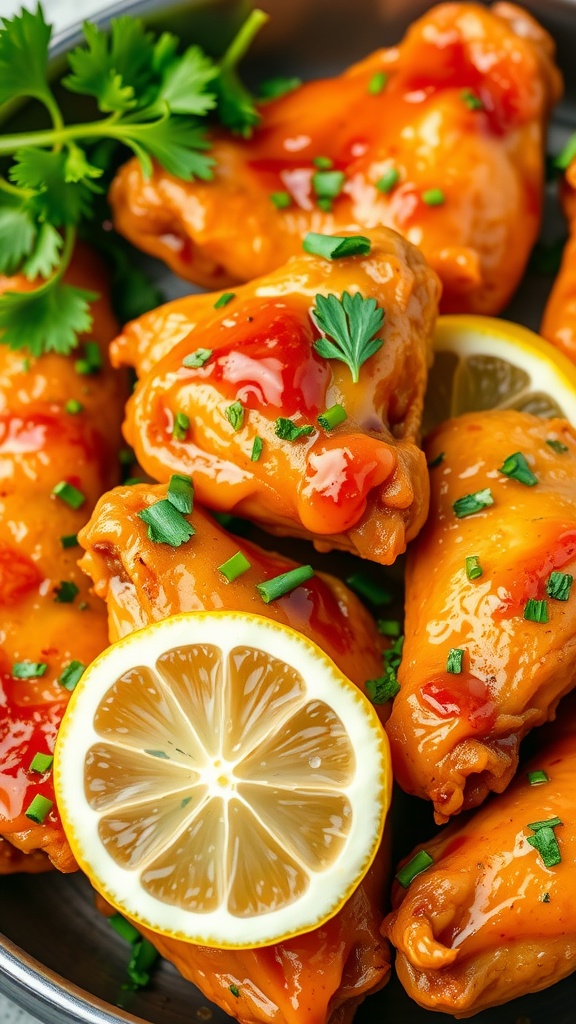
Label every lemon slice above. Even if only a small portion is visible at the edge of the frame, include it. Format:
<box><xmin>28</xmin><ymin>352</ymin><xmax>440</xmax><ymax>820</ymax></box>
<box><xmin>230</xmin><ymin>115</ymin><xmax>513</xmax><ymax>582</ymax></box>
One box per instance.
<box><xmin>54</xmin><ymin>611</ymin><xmax>390</xmax><ymax>949</ymax></box>
<box><xmin>424</xmin><ymin>314</ymin><xmax>576</xmax><ymax>434</ymax></box>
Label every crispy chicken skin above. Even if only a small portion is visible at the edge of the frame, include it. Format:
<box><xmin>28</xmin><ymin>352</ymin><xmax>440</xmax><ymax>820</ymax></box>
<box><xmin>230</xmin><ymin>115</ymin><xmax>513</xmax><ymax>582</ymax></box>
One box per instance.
<box><xmin>79</xmin><ymin>481</ymin><xmax>391</xmax><ymax>1024</ymax></box>
<box><xmin>385</xmin><ymin>714</ymin><xmax>576</xmax><ymax>1016</ymax></box>
<box><xmin>386</xmin><ymin>409</ymin><xmax>576</xmax><ymax>822</ymax></box>
<box><xmin>111</xmin><ymin>229</ymin><xmax>439</xmax><ymax>565</ymax></box>
<box><xmin>541</xmin><ymin>159</ymin><xmax>576</xmax><ymax>362</ymax></box>
<box><xmin>0</xmin><ymin>246</ymin><xmax>125</xmax><ymax>872</ymax></box>
<box><xmin>109</xmin><ymin>2</ymin><xmax>561</xmax><ymax>315</ymax></box>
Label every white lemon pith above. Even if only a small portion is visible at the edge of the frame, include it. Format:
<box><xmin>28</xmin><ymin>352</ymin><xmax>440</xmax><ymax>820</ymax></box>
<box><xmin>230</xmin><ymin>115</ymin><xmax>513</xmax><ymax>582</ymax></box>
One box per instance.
<box><xmin>54</xmin><ymin>611</ymin><xmax>391</xmax><ymax>949</ymax></box>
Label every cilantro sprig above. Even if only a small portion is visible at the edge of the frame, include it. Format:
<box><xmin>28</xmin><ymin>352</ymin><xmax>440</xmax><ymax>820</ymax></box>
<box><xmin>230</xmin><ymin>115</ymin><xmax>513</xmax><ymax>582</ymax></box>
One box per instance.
<box><xmin>0</xmin><ymin>5</ymin><xmax>267</xmax><ymax>355</ymax></box>
<box><xmin>312</xmin><ymin>291</ymin><xmax>385</xmax><ymax>383</ymax></box>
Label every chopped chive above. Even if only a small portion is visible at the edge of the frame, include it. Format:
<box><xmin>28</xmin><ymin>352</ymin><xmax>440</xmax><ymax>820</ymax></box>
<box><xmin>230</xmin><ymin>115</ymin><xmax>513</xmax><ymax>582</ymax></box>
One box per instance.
<box><xmin>251</xmin><ymin>436</ymin><xmax>263</xmax><ymax>461</ymax></box>
<box><xmin>465</xmin><ymin>555</ymin><xmax>483</xmax><ymax>581</ymax></box>
<box><xmin>52</xmin><ymin>480</ymin><xmax>85</xmax><ymax>509</ymax></box>
<box><xmin>126</xmin><ymin>937</ymin><xmax>159</xmax><ymax>989</ymax></box>
<box><xmin>60</xmin><ymin>533</ymin><xmax>78</xmax><ymax>549</ymax></box>
<box><xmin>29</xmin><ymin>752</ymin><xmax>53</xmax><ymax>774</ymax></box>
<box><xmin>218</xmin><ymin>551</ymin><xmax>251</xmax><ymax>582</ymax></box>
<box><xmin>259</xmin><ymin>75</ymin><xmax>302</xmax><ymax>100</ymax></box>
<box><xmin>172</xmin><ymin>411</ymin><xmax>190</xmax><ymax>441</ymax></box>
<box><xmin>229</xmin><ymin>984</ymin><xmax>240</xmax><ymax>998</ymax></box>
<box><xmin>528</xmin><ymin>816</ymin><xmax>563</xmax><ymax>831</ymax></box>
<box><xmin>527</xmin><ymin>769</ymin><xmax>549</xmax><ymax>785</ymax></box>
<box><xmin>366</xmin><ymin>674</ymin><xmax>400</xmax><ymax>704</ymax></box>
<box><xmin>225</xmin><ymin>401</ymin><xmax>245</xmax><ymax>432</ymax></box>
<box><xmin>313</xmin><ymin>156</ymin><xmax>333</xmax><ymax>170</ymax></box>
<box><xmin>54</xmin><ymin>581</ymin><xmax>79</xmax><ymax>603</ymax></box>
<box><xmin>316</xmin><ymin>197</ymin><xmax>332</xmax><ymax>212</ymax></box>
<box><xmin>377</xmin><ymin>619</ymin><xmax>401</xmax><ymax>638</ymax></box>
<box><xmin>167</xmin><ymin>473</ymin><xmax>194</xmax><ymax>515</ymax></box>
<box><xmin>59</xmin><ymin>660</ymin><xmax>85</xmax><ymax>691</ymax></box>
<box><xmin>65</xmin><ymin>399</ymin><xmax>83</xmax><ymax>414</ymax></box>
<box><xmin>318</xmin><ymin>404</ymin><xmax>347</xmax><ymax>430</ymax></box>
<box><xmin>546</xmin><ymin>438</ymin><xmax>568</xmax><ymax>453</ymax></box>
<box><xmin>524</xmin><ymin>598</ymin><xmax>548</xmax><ymax>623</ymax></box>
<box><xmin>138</xmin><ymin>500</ymin><xmax>195</xmax><ymax>547</ymax></box>
<box><xmin>546</xmin><ymin>571</ymin><xmax>573</xmax><ymax>601</ymax></box>
<box><xmin>453</xmin><ymin>488</ymin><xmax>493</xmax><ymax>518</ymax></box>
<box><xmin>25</xmin><ymin>794</ymin><xmax>53</xmax><ymax>823</ymax></box>
<box><xmin>303</xmin><ymin>233</ymin><xmax>371</xmax><ymax>260</ymax></box>
<box><xmin>346</xmin><ymin>573</ymin><xmax>392</xmax><ymax>606</ymax></box>
<box><xmin>396</xmin><ymin>849</ymin><xmax>434</xmax><ymax>888</ymax></box>
<box><xmin>214</xmin><ymin>292</ymin><xmax>235</xmax><ymax>309</ymax></box>
<box><xmin>376</xmin><ymin>167</ymin><xmax>400</xmax><ymax>194</ymax></box>
<box><xmin>312</xmin><ymin>170</ymin><xmax>346</xmax><ymax>206</ymax></box>
<box><xmin>461</xmin><ymin>88</ymin><xmax>483</xmax><ymax>110</ymax></box>
<box><xmin>183</xmin><ymin>348</ymin><xmax>212</xmax><ymax>368</ymax></box>
<box><xmin>256</xmin><ymin>565</ymin><xmax>315</xmax><ymax>603</ymax></box>
<box><xmin>427</xmin><ymin>451</ymin><xmax>445</xmax><ymax>469</ymax></box>
<box><xmin>422</xmin><ymin>188</ymin><xmax>445</xmax><ymax>206</ymax></box>
<box><xmin>270</xmin><ymin>191</ymin><xmax>291</xmax><ymax>209</ymax></box>
<box><xmin>368</xmin><ymin>71</ymin><xmax>388</xmax><ymax>95</ymax></box>
<box><xmin>275</xmin><ymin>417</ymin><xmax>315</xmax><ymax>441</ymax></box>
<box><xmin>499</xmin><ymin>451</ymin><xmax>538</xmax><ymax>486</ymax></box>
<box><xmin>446</xmin><ymin>648</ymin><xmax>464</xmax><ymax>674</ymax></box>
<box><xmin>13</xmin><ymin>661</ymin><xmax>47</xmax><ymax>679</ymax></box>
<box><xmin>109</xmin><ymin>913</ymin><xmax>141</xmax><ymax>945</ymax></box>
<box><xmin>554</xmin><ymin>132</ymin><xmax>576</xmax><ymax>171</ymax></box>
<box><xmin>75</xmin><ymin>340</ymin><xmax>102</xmax><ymax>375</ymax></box>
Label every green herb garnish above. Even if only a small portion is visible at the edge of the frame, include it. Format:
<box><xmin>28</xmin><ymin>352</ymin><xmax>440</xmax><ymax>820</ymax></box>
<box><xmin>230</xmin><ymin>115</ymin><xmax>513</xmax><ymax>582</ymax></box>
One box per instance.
<box><xmin>526</xmin><ymin>819</ymin><xmax>562</xmax><ymax>868</ymax></box>
<box><xmin>256</xmin><ymin>565</ymin><xmax>314</xmax><ymax>603</ymax></box>
<box><xmin>317</xmin><ymin>404</ymin><xmax>347</xmax><ymax>430</ymax></box>
<box><xmin>214</xmin><ymin>292</ymin><xmax>236</xmax><ymax>309</ymax></box>
<box><xmin>225</xmin><ymin>400</ymin><xmax>245</xmax><ymax>431</ymax></box>
<box><xmin>453</xmin><ymin>488</ymin><xmax>493</xmax><ymax>518</ymax></box>
<box><xmin>54</xmin><ymin>580</ymin><xmax>79</xmax><ymax>603</ymax></box>
<box><xmin>229</xmin><ymin>984</ymin><xmax>240</xmax><ymax>998</ymax></box>
<box><xmin>368</xmin><ymin>71</ymin><xmax>388</xmax><ymax>95</ymax></box>
<box><xmin>312</xmin><ymin>169</ymin><xmax>345</xmax><ymax>210</ymax></box>
<box><xmin>172</xmin><ymin>411</ymin><xmax>189</xmax><ymax>440</ymax></box>
<box><xmin>109</xmin><ymin>914</ymin><xmax>141</xmax><ymax>945</ymax></box>
<box><xmin>275</xmin><ymin>417</ymin><xmax>315</xmax><ymax>441</ymax></box>
<box><xmin>461</xmin><ymin>88</ymin><xmax>483</xmax><ymax>110</ymax></box>
<box><xmin>218</xmin><ymin>551</ymin><xmax>251</xmax><ymax>582</ymax></box>
<box><xmin>259</xmin><ymin>76</ymin><xmax>301</xmax><ymax>100</ymax></box>
<box><xmin>422</xmin><ymin>188</ymin><xmax>445</xmax><ymax>206</ymax></box>
<box><xmin>138</xmin><ymin>499</ymin><xmax>194</xmax><ymax>546</ymax></box>
<box><xmin>313</xmin><ymin>156</ymin><xmax>333</xmax><ymax>170</ymax></box>
<box><xmin>29</xmin><ymin>752</ymin><xmax>53</xmax><ymax>773</ymax></box>
<box><xmin>376</xmin><ymin>167</ymin><xmax>399</xmax><ymax>193</ymax></box>
<box><xmin>346</xmin><ymin>572</ymin><xmax>392</xmax><ymax>606</ymax></box>
<box><xmin>499</xmin><ymin>451</ymin><xmax>538</xmax><ymax>486</ymax></box>
<box><xmin>270</xmin><ymin>191</ymin><xmax>291</xmax><ymax>209</ymax></box>
<box><xmin>303</xmin><ymin>233</ymin><xmax>371</xmax><ymax>260</ymax></box>
<box><xmin>13</xmin><ymin>660</ymin><xmax>47</xmax><ymax>679</ymax></box>
<box><xmin>446</xmin><ymin>648</ymin><xmax>464</xmax><ymax>674</ymax></box>
<box><xmin>546</xmin><ymin>571</ymin><xmax>573</xmax><ymax>602</ymax></box>
<box><xmin>251</xmin><ymin>436</ymin><xmax>263</xmax><ymax>461</ymax></box>
<box><xmin>183</xmin><ymin>348</ymin><xmax>212</xmax><ymax>368</ymax></box>
<box><xmin>75</xmin><ymin>340</ymin><xmax>102</xmax><ymax>375</ymax></box>
<box><xmin>546</xmin><ymin>438</ymin><xmax>569</xmax><ymax>453</ymax></box>
<box><xmin>524</xmin><ymin>598</ymin><xmax>548</xmax><ymax>623</ymax></box>
<box><xmin>52</xmin><ymin>480</ymin><xmax>85</xmax><ymax>509</ymax></box>
<box><xmin>376</xmin><ymin>619</ymin><xmax>401</xmax><ymax>638</ymax></box>
<box><xmin>59</xmin><ymin>660</ymin><xmax>85</xmax><ymax>691</ymax></box>
<box><xmin>65</xmin><ymin>399</ymin><xmax>83</xmax><ymax>414</ymax></box>
<box><xmin>527</xmin><ymin>769</ymin><xmax>549</xmax><ymax>786</ymax></box>
<box><xmin>427</xmin><ymin>451</ymin><xmax>445</xmax><ymax>469</ymax></box>
<box><xmin>167</xmin><ymin>473</ymin><xmax>193</xmax><ymax>514</ymax></box>
<box><xmin>396</xmin><ymin>849</ymin><xmax>433</xmax><ymax>888</ymax></box>
<box><xmin>312</xmin><ymin>291</ymin><xmax>384</xmax><ymax>383</ymax></box>
<box><xmin>555</xmin><ymin>133</ymin><xmax>576</xmax><ymax>171</ymax></box>
<box><xmin>465</xmin><ymin>555</ymin><xmax>482</xmax><ymax>581</ymax></box>
<box><xmin>366</xmin><ymin>635</ymin><xmax>403</xmax><ymax>705</ymax></box>
<box><xmin>25</xmin><ymin>794</ymin><xmax>53</xmax><ymax>823</ymax></box>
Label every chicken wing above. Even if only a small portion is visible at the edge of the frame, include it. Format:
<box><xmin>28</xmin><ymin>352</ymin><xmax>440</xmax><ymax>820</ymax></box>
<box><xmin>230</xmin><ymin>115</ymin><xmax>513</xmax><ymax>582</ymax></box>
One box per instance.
<box><xmin>111</xmin><ymin>228</ymin><xmax>439</xmax><ymax>565</ymax></box>
<box><xmin>79</xmin><ymin>480</ymin><xmax>391</xmax><ymax>1024</ymax></box>
<box><xmin>0</xmin><ymin>245</ymin><xmax>126</xmax><ymax>872</ymax></box>
<box><xmin>109</xmin><ymin>2</ymin><xmax>560</xmax><ymax>315</ymax></box>
<box><xmin>386</xmin><ymin>409</ymin><xmax>576</xmax><ymax>822</ymax></box>
<box><xmin>385</xmin><ymin>709</ymin><xmax>576</xmax><ymax>1015</ymax></box>
<box><xmin>541</xmin><ymin>157</ymin><xmax>576</xmax><ymax>362</ymax></box>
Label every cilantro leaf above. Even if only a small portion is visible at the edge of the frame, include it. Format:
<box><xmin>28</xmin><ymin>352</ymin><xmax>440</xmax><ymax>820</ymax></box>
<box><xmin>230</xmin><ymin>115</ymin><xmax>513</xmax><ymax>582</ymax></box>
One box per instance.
<box><xmin>215</xmin><ymin>9</ymin><xmax>268</xmax><ymax>136</ymax></box>
<box><xmin>0</xmin><ymin>196</ymin><xmax>37</xmax><ymax>275</ymax></box>
<box><xmin>0</xmin><ymin>5</ymin><xmax>52</xmax><ymax>108</ymax></box>
<box><xmin>0</xmin><ymin>279</ymin><xmax>96</xmax><ymax>355</ymax></box>
<box><xmin>312</xmin><ymin>291</ymin><xmax>385</xmax><ymax>383</ymax></box>
<box><xmin>22</xmin><ymin>222</ymin><xmax>63</xmax><ymax>279</ymax></box>
<box><xmin>118</xmin><ymin>112</ymin><xmax>214</xmax><ymax>180</ymax></box>
<box><xmin>10</xmin><ymin>149</ymin><xmax>93</xmax><ymax>225</ymax></box>
<box><xmin>64</xmin><ymin>143</ymin><xmax>104</xmax><ymax>184</ymax></box>
<box><xmin>158</xmin><ymin>45</ymin><xmax>218</xmax><ymax>116</ymax></box>
<box><xmin>63</xmin><ymin>17</ymin><xmax>156</xmax><ymax>113</ymax></box>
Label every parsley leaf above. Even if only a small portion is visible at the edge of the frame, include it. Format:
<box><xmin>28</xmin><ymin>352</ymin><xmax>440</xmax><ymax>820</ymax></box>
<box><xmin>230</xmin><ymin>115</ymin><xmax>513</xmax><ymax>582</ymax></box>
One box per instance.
<box><xmin>312</xmin><ymin>291</ymin><xmax>385</xmax><ymax>383</ymax></box>
<box><xmin>0</xmin><ymin>275</ymin><xmax>95</xmax><ymax>355</ymax></box>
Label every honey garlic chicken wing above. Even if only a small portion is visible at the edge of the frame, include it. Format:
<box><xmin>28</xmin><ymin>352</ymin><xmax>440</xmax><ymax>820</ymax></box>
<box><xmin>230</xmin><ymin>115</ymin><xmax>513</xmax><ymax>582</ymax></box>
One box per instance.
<box><xmin>386</xmin><ymin>409</ymin><xmax>576</xmax><ymax>822</ymax></box>
<box><xmin>385</xmin><ymin>717</ymin><xmax>576</xmax><ymax>1015</ymax></box>
<box><xmin>0</xmin><ymin>246</ymin><xmax>126</xmax><ymax>872</ymax></box>
<box><xmin>541</xmin><ymin>158</ymin><xmax>576</xmax><ymax>362</ymax></box>
<box><xmin>110</xmin><ymin>2</ymin><xmax>560</xmax><ymax>315</ymax></box>
<box><xmin>111</xmin><ymin>229</ymin><xmax>439</xmax><ymax>565</ymax></box>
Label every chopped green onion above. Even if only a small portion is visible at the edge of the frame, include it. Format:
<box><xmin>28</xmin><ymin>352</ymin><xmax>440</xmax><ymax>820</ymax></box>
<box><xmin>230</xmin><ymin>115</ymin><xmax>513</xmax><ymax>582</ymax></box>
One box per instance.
<box><xmin>256</xmin><ymin>565</ymin><xmax>315</xmax><ymax>603</ymax></box>
<box><xmin>109</xmin><ymin>913</ymin><xmax>141</xmax><ymax>945</ymax></box>
<box><xmin>366</xmin><ymin>674</ymin><xmax>400</xmax><ymax>704</ymax></box>
<box><xmin>312</xmin><ymin>170</ymin><xmax>346</xmax><ymax>208</ymax></box>
<box><xmin>499</xmin><ymin>451</ymin><xmax>538</xmax><ymax>486</ymax></box>
<box><xmin>167</xmin><ymin>474</ymin><xmax>194</xmax><ymax>515</ymax></box>
<box><xmin>465</xmin><ymin>555</ymin><xmax>483</xmax><ymax>581</ymax></box>
<box><xmin>75</xmin><ymin>340</ymin><xmax>102</xmax><ymax>375</ymax></box>
<box><xmin>527</xmin><ymin>769</ymin><xmax>549</xmax><ymax>785</ymax></box>
<box><xmin>138</xmin><ymin>500</ymin><xmax>195</xmax><ymax>547</ymax></box>
<box><xmin>313</xmin><ymin>156</ymin><xmax>333</xmax><ymax>170</ymax></box>
<box><xmin>214</xmin><ymin>292</ymin><xmax>236</xmax><ymax>309</ymax></box>
<box><xmin>422</xmin><ymin>188</ymin><xmax>445</xmax><ymax>206</ymax></box>
<box><xmin>303</xmin><ymin>233</ymin><xmax>371</xmax><ymax>260</ymax></box>
<box><xmin>396</xmin><ymin>849</ymin><xmax>434</xmax><ymax>888</ymax></box>
<box><xmin>546</xmin><ymin>438</ymin><xmax>569</xmax><ymax>453</ymax></box>
<box><xmin>376</xmin><ymin>167</ymin><xmax>399</xmax><ymax>194</ymax></box>
<box><xmin>225</xmin><ymin>401</ymin><xmax>245</xmax><ymax>431</ymax></box>
<box><xmin>218</xmin><ymin>551</ymin><xmax>251</xmax><ymax>582</ymax></box>
<box><xmin>270</xmin><ymin>191</ymin><xmax>292</xmax><ymax>209</ymax></box>
<box><xmin>318</xmin><ymin>404</ymin><xmax>347</xmax><ymax>430</ymax></box>
<box><xmin>126</xmin><ymin>937</ymin><xmax>159</xmax><ymax>989</ymax></box>
<box><xmin>275</xmin><ymin>417</ymin><xmax>315</xmax><ymax>441</ymax></box>
<box><xmin>259</xmin><ymin>76</ymin><xmax>302</xmax><ymax>100</ymax></box>
<box><xmin>368</xmin><ymin>71</ymin><xmax>388</xmax><ymax>95</ymax></box>
<box><xmin>229</xmin><ymin>984</ymin><xmax>240</xmax><ymax>998</ymax></box>
<box><xmin>60</xmin><ymin>533</ymin><xmax>78</xmax><ymax>549</ymax></box>
<box><xmin>446</xmin><ymin>648</ymin><xmax>464</xmax><ymax>674</ymax></box>
<box><xmin>25</xmin><ymin>794</ymin><xmax>53</xmax><ymax>823</ymax></box>
<box><xmin>251</xmin><ymin>436</ymin><xmax>263</xmax><ymax>461</ymax></box>
<box><xmin>52</xmin><ymin>480</ymin><xmax>86</xmax><ymax>509</ymax></box>
<box><xmin>453</xmin><ymin>488</ymin><xmax>493</xmax><ymax>518</ymax></box>
<box><xmin>427</xmin><ymin>451</ymin><xmax>445</xmax><ymax>469</ymax></box>
<box><xmin>527</xmin><ymin>816</ymin><xmax>563</xmax><ymax>831</ymax></box>
<box><xmin>461</xmin><ymin>88</ymin><xmax>483</xmax><ymax>110</ymax></box>
<box><xmin>183</xmin><ymin>348</ymin><xmax>212</xmax><ymax>368</ymax></box>
<box><xmin>13</xmin><ymin>661</ymin><xmax>47</xmax><ymax>679</ymax></box>
<box><xmin>546</xmin><ymin>571</ymin><xmax>573</xmax><ymax>602</ymax></box>
<box><xmin>54</xmin><ymin>581</ymin><xmax>79</xmax><ymax>603</ymax></box>
<box><xmin>29</xmin><ymin>752</ymin><xmax>53</xmax><ymax>774</ymax></box>
<box><xmin>524</xmin><ymin>598</ymin><xmax>548</xmax><ymax>623</ymax></box>
<box><xmin>172</xmin><ymin>411</ymin><xmax>190</xmax><ymax>441</ymax></box>
<box><xmin>59</xmin><ymin>660</ymin><xmax>85</xmax><ymax>691</ymax></box>
<box><xmin>377</xmin><ymin>619</ymin><xmax>401</xmax><ymax>638</ymax></box>
<box><xmin>65</xmin><ymin>399</ymin><xmax>83</xmax><ymax>414</ymax></box>
<box><xmin>346</xmin><ymin>573</ymin><xmax>392</xmax><ymax>606</ymax></box>
<box><xmin>555</xmin><ymin>132</ymin><xmax>576</xmax><ymax>171</ymax></box>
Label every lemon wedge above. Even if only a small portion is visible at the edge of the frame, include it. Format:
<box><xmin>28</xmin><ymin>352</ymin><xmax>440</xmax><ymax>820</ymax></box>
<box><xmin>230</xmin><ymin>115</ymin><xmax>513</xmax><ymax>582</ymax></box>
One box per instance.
<box><xmin>424</xmin><ymin>314</ymin><xmax>576</xmax><ymax>434</ymax></box>
<box><xmin>54</xmin><ymin>611</ymin><xmax>391</xmax><ymax>949</ymax></box>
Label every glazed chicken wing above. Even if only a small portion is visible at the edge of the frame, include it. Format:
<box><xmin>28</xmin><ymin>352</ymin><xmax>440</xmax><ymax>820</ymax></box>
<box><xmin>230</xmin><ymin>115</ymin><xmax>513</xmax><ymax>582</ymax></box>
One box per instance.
<box><xmin>385</xmin><ymin>709</ymin><xmax>576</xmax><ymax>1015</ymax></box>
<box><xmin>541</xmin><ymin>157</ymin><xmax>576</xmax><ymax>362</ymax></box>
<box><xmin>110</xmin><ymin>2</ymin><xmax>560</xmax><ymax>315</ymax></box>
<box><xmin>386</xmin><ymin>409</ymin><xmax>576</xmax><ymax>822</ymax></box>
<box><xmin>79</xmin><ymin>481</ymin><xmax>390</xmax><ymax>1024</ymax></box>
<box><xmin>111</xmin><ymin>228</ymin><xmax>439</xmax><ymax>565</ymax></box>
<box><xmin>0</xmin><ymin>246</ymin><xmax>125</xmax><ymax>872</ymax></box>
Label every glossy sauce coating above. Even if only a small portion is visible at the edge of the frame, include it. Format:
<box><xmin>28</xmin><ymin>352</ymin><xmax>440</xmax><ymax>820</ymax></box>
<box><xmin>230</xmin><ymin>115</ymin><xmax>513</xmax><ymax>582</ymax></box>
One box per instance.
<box><xmin>111</xmin><ymin>228</ymin><xmax>439</xmax><ymax>565</ymax></box>
<box><xmin>541</xmin><ymin>158</ymin><xmax>576</xmax><ymax>361</ymax></box>
<box><xmin>385</xmin><ymin>717</ymin><xmax>576</xmax><ymax>1015</ymax></box>
<box><xmin>386</xmin><ymin>409</ymin><xmax>576</xmax><ymax>822</ymax></box>
<box><xmin>0</xmin><ymin>246</ymin><xmax>125</xmax><ymax>871</ymax></box>
<box><xmin>110</xmin><ymin>2</ymin><xmax>561</xmax><ymax>315</ymax></box>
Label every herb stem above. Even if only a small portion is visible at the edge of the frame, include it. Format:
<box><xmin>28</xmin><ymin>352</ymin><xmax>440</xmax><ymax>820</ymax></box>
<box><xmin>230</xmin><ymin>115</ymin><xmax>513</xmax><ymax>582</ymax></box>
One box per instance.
<box><xmin>42</xmin><ymin>90</ymin><xmax>64</xmax><ymax>134</ymax></box>
<box><xmin>219</xmin><ymin>9</ymin><xmax>269</xmax><ymax>72</ymax></box>
<box><xmin>0</xmin><ymin>175</ymin><xmax>32</xmax><ymax>199</ymax></box>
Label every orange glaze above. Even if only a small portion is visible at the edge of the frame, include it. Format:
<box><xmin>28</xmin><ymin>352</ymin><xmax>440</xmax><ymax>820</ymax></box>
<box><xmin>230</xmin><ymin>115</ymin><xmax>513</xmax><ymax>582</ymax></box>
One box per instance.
<box><xmin>111</xmin><ymin>227</ymin><xmax>439</xmax><ymax>565</ymax></box>
<box><xmin>0</xmin><ymin>245</ymin><xmax>126</xmax><ymax>871</ymax></box>
<box><xmin>110</xmin><ymin>2</ymin><xmax>561</xmax><ymax>315</ymax></box>
<box><xmin>541</xmin><ymin>158</ymin><xmax>576</xmax><ymax>361</ymax></box>
<box><xmin>386</xmin><ymin>409</ymin><xmax>576</xmax><ymax>822</ymax></box>
<box><xmin>385</xmin><ymin>716</ymin><xmax>576</xmax><ymax>1015</ymax></box>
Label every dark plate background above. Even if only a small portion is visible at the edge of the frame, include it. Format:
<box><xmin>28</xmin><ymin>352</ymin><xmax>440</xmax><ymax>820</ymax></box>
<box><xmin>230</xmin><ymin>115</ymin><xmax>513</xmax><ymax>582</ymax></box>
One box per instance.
<box><xmin>1</xmin><ymin>1</ymin><xmax>576</xmax><ymax>1022</ymax></box>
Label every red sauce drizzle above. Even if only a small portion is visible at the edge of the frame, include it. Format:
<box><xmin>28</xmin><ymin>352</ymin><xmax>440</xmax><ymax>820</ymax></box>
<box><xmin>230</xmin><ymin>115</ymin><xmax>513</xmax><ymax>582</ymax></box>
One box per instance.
<box><xmin>421</xmin><ymin>674</ymin><xmax>497</xmax><ymax>732</ymax></box>
<box><xmin>0</xmin><ymin>545</ymin><xmax>42</xmax><ymax>604</ymax></box>
<box><xmin>495</xmin><ymin>530</ymin><xmax>576</xmax><ymax>619</ymax></box>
